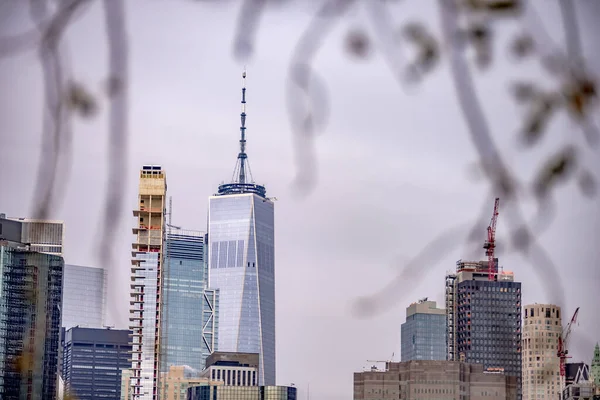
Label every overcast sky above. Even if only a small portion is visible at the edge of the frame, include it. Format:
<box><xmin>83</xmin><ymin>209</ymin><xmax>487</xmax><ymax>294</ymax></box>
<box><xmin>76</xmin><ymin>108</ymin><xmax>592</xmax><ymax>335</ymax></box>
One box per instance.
<box><xmin>1</xmin><ymin>1</ymin><xmax>599</xmax><ymax>399</ymax></box>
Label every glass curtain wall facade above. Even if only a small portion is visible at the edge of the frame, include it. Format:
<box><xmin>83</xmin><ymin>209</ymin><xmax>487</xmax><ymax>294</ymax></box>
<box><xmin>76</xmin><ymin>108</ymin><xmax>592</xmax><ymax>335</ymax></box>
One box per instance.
<box><xmin>208</xmin><ymin>194</ymin><xmax>275</xmax><ymax>386</ymax></box>
<box><xmin>161</xmin><ymin>229</ymin><xmax>218</xmax><ymax>372</ymax></box>
<box><xmin>400</xmin><ymin>301</ymin><xmax>446</xmax><ymax>361</ymax></box>
<box><xmin>446</xmin><ymin>261</ymin><xmax>522</xmax><ymax>399</ymax></box>
<box><xmin>0</xmin><ymin>245</ymin><xmax>64</xmax><ymax>399</ymax></box>
<box><xmin>188</xmin><ymin>385</ymin><xmax>297</xmax><ymax>400</ymax></box>
<box><xmin>62</xmin><ymin>264</ymin><xmax>107</xmax><ymax>329</ymax></box>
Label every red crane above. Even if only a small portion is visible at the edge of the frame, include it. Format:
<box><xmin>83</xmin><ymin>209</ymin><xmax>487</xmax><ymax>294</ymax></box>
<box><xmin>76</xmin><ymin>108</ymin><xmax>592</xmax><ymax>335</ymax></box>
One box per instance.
<box><xmin>483</xmin><ymin>198</ymin><xmax>500</xmax><ymax>281</ymax></box>
<box><xmin>558</xmin><ymin>307</ymin><xmax>580</xmax><ymax>390</ymax></box>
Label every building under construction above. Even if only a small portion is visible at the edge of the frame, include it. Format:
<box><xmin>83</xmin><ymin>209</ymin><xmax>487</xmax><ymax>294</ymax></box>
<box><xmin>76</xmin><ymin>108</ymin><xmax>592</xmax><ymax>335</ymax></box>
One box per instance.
<box><xmin>0</xmin><ymin>216</ymin><xmax>64</xmax><ymax>399</ymax></box>
<box><xmin>129</xmin><ymin>165</ymin><xmax>167</xmax><ymax>400</ymax></box>
<box><xmin>445</xmin><ymin>259</ymin><xmax>522</xmax><ymax>398</ymax></box>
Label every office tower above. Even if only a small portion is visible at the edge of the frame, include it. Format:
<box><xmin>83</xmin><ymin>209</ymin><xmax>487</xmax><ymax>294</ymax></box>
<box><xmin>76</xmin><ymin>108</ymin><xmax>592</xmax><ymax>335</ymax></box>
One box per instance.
<box><xmin>401</xmin><ymin>299</ymin><xmax>446</xmax><ymax>361</ymax></box>
<box><xmin>592</xmin><ymin>344</ymin><xmax>600</xmax><ymax>387</ymax></box>
<box><xmin>62</xmin><ymin>327</ymin><xmax>132</xmax><ymax>399</ymax></box>
<box><xmin>207</xmin><ymin>71</ymin><xmax>276</xmax><ymax>385</ymax></box>
<box><xmin>521</xmin><ymin>304</ymin><xmax>562</xmax><ymax>400</ymax></box>
<box><xmin>446</xmin><ymin>259</ymin><xmax>522</xmax><ymax>398</ymax></box>
<box><xmin>0</xmin><ymin>217</ymin><xmax>64</xmax><ymax>399</ymax></box>
<box><xmin>353</xmin><ymin>360</ymin><xmax>518</xmax><ymax>400</ymax></box>
<box><xmin>2</xmin><ymin>214</ymin><xmax>64</xmax><ymax>256</ymax></box>
<box><xmin>62</xmin><ymin>264</ymin><xmax>107</xmax><ymax>329</ymax></box>
<box><xmin>161</xmin><ymin>229</ymin><xmax>218</xmax><ymax>372</ymax></box>
<box><xmin>130</xmin><ymin>165</ymin><xmax>167</xmax><ymax>399</ymax></box>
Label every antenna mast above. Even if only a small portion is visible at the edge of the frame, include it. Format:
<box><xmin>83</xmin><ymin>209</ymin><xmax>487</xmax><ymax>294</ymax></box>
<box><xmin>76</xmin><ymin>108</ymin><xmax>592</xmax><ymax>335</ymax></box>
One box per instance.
<box><xmin>238</xmin><ymin>68</ymin><xmax>248</xmax><ymax>184</ymax></box>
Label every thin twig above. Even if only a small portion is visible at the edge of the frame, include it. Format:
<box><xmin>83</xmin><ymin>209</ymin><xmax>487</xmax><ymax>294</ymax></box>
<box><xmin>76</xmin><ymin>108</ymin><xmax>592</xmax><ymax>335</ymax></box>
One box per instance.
<box><xmin>99</xmin><ymin>0</ymin><xmax>129</xmax><ymax>324</ymax></box>
<box><xmin>32</xmin><ymin>0</ymin><xmax>86</xmax><ymax>220</ymax></box>
<box><xmin>286</xmin><ymin>0</ymin><xmax>355</xmax><ymax>197</ymax></box>
<box><xmin>439</xmin><ymin>0</ymin><xmax>565</xmax><ymax>308</ymax></box>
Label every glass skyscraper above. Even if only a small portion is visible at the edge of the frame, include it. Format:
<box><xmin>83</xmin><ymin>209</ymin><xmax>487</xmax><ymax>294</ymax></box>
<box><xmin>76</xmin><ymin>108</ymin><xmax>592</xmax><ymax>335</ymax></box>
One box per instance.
<box><xmin>161</xmin><ymin>229</ymin><xmax>218</xmax><ymax>372</ymax></box>
<box><xmin>208</xmin><ymin>70</ymin><xmax>276</xmax><ymax>385</ymax></box>
<box><xmin>400</xmin><ymin>299</ymin><xmax>446</xmax><ymax>361</ymax></box>
<box><xmin>0</xmin><ymin>242</ymin><xmax>64</xmax><ymax>399</ymax></box>
<box><xmin>62</xmin><ymin>264</ymin><xmax>107</xmax><ymax>329</ymax></box>
<box><xmin>446</xmin><ymin>259</ymin><xmax>522</xmax><ymax>399</ymax></box>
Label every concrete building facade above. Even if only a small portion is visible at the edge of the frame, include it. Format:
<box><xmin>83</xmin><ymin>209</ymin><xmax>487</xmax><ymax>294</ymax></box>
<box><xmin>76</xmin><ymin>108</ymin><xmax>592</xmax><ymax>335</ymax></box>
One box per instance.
<box><xmin>353</xmin><ymin>360</ymin><xmax>518</xmax><ymax>400</ymax></box>
<box><xmin>446</xmin><ymin>260</ymin><xmax>522</xmax><ymax>398</ymax></box>
<box><xmin>401</xmin><ymin>299</ymin><xmax>446</xmax><ymax>361</ymax></box>
<box><xmin>159</xmin><ymin>365</ymin><xmax>223</xmax><ymax>400</ymax></box>
<box><xmin>200</xmin><ymin>352</ymin><xmax>260</xmax><ymax>387</ymax></box>
<box><xmin>130</xmin><ymin>165</ymin><xmax>167</xmax><ymax>399</ymax></box>
<box><xmin>62</xmin><ymin>327</ymin><xmax>132</xmax><ymax>399</ymax></box>
<box><xmin>2</xmin><ymin>215</ymin><xmax>64</xmax><ymax>256</ymax></box>
<box><xmin>522</xmin><ymin>303</ymin><xmax>562</xmax><ymax>400</ymax></box>
<box><xmin>62</xmin><ymin>264</ymin><xmax>107</xmax><ymax>329</ymax></box>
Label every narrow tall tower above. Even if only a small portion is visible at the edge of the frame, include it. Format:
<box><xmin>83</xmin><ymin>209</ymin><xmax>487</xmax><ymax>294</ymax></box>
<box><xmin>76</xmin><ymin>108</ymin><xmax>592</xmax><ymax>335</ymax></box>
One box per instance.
<box><xmin>522</xmin><ymin>304</ymin><xmax>562</xmax><ymax>400</ymax></box>
<box><xmin>130</xmin><ymin>165</ymin><xmax>167</xmax><ymax>400</ymax></box>
<box><xmin>207</xmin><ymin>71</ymin><xmax>276</xmax><ymax>385</ymax></box>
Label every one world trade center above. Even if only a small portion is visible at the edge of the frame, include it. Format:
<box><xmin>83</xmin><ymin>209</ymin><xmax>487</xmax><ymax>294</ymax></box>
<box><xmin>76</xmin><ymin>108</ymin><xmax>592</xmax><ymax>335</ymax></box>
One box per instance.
<box><xmin>207</xmin><ymin>70</ymin><xmax>276</xmax><ymax>385</ymax></box>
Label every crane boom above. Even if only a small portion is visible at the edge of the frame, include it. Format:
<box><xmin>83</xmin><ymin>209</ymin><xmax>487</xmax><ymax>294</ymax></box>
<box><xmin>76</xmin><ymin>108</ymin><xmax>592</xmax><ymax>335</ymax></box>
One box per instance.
<box><xmin>483</xmin><ymin>198</ymin><xmax>500</xmax><ymax>281</ymax></box>
<box><xmin>558</xmin><ymin>307</ymin><xmax>580</xmax><ymax>391</ymax></box>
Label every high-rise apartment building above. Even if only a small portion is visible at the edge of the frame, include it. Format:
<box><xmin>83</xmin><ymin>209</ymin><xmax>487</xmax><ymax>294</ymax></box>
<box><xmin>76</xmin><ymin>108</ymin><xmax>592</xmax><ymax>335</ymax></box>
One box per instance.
<box><xmin>62</xmin><ymin>264</ymin><xmax>107</xmax><ymax>329</ymax></box>
<box><xmin>130</xmin><ymin>165</ymin><xmax>167</xmax><ymax>399</ymax></box>
<box><xmin>521</xmin><ymin>303</ymin><xmax>562</xmax><ymax>400</ymax></box>
<box><xmin>353</xmin><ymin>360</ymin><xmax>518</xmax><ymax>400</ymax></box>
<box><xmin>207</xmin><ymin>71</ymin><xmax>276</xmax><ymax>385</ymax></box>
<box><xmin>161</xmin><ymin>229</ymin><xmax>218</xmax><ymax>372</ymax></box>
<box><xmin>0</xmin><ymin>217</ymin><xmax>64</xmax><ymax>399</ymax></box>
<box><xmin>401</xmin><ymin>299</ymin><xmax>446</xmax><ymax>361</ymax></box>
<box><xmin>2</xmin><ymin>214</ymin><xmax>64</xmax><ymax>256</ymax></box>
<box><xmin>446</xmin><ymin>259</ymin><xmax>522</xmax><ymax>398</ymax></box>
<box><xmin>62</xmin><ymin>327</ymin><xmax>132</xmax><ymax>399</ymax></box>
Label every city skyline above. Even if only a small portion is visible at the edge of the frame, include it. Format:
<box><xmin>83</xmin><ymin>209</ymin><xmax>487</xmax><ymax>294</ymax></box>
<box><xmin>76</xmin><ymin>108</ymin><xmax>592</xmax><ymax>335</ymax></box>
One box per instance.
<box><xmin>1</xmin><ymin>2</ymin><xmax>599</xmax><ymax>398</ymax></box>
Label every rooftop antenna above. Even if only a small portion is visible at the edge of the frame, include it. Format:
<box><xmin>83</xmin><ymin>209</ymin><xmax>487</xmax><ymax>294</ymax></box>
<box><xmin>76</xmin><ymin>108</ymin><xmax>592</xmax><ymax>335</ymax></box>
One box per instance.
<box><xmin>217</xmin><ymin>69</ymin><xmax>267</xmax><ymax>198</ymax></box>
<box><xmin>238</xmin><ymin>67</ymin><xmax>248</xmax><ymax>184</ymax></box>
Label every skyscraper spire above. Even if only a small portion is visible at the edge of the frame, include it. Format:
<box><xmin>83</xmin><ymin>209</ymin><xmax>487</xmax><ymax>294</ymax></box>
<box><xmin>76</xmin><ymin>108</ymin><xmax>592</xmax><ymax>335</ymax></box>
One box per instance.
<box><xmin>238</xmin><ymin>68</ymin><xmax>248</xmax><ymax>184</ymax></box>
<box><xmin>217</xmin><ymin>69</ymin><xmax>267</xmax><ymax>198</ymax></box>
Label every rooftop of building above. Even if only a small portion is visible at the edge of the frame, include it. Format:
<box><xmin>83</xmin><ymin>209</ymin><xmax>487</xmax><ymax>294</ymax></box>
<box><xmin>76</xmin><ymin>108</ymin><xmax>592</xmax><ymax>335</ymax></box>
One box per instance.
<box><xmin>406</xmin><ymin>298</ymin><xmax>445</xmax><ymax>317</ymax></box>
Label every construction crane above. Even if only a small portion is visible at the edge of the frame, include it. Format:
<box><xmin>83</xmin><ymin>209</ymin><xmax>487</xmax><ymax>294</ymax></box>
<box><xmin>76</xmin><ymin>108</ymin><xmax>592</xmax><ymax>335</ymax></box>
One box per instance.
<box><xmin>558</xmin><ymin>307</ymin><xmax>580</xmax><ymax>391</ymax></box>
<box><xmin>366</xmin><ymin>353</ymin><xmax>395</xmax><ymax>371</ymax></box>
<box><xmin>483</xmin><ymin>198</ymin><xmax>500</xmax><ymax>281</ymax></box>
